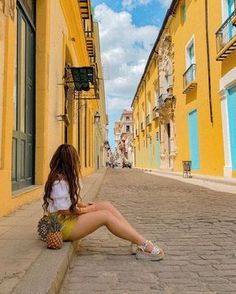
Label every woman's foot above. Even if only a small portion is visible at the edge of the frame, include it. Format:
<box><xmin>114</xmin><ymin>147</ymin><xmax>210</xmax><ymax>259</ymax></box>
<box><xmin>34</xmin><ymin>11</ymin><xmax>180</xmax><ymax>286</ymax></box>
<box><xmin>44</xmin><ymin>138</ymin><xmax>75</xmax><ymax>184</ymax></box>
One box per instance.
<box><xmin>136</xmin><ymin>240</ymin><xmax>164</xmax><ymax>261</ymax></box>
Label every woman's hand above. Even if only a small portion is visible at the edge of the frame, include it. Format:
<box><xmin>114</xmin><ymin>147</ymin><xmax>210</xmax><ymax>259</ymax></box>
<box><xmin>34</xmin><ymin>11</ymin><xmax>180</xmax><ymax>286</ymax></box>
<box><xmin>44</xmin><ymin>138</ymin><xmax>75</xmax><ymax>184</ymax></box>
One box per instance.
<box><xmin>78</xmin><ymin>203</ymin><xmax>97</xmax><ymax>214</ymax></box>
<box><xmin>77</xmin><ymin>202</ymin><xmax>88</xmax><ymax>208</ymax></box>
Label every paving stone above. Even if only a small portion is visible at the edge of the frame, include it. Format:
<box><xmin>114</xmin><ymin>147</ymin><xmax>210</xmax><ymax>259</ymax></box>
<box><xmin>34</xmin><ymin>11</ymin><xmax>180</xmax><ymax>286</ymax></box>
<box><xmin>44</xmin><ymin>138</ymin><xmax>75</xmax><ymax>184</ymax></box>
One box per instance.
<box><xmin>60</xmin><ymin>169</ymin><xmax>236</xmax><ymax>293</ymax></box>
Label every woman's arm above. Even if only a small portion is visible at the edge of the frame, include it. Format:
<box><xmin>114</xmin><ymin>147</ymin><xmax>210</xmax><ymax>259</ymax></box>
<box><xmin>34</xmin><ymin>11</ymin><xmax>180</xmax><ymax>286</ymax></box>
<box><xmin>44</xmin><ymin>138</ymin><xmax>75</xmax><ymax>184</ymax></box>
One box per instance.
<box><xmin>58</xmin><ymin>204</ymin><xmax>96</xmax><ymax>216</ymax></box>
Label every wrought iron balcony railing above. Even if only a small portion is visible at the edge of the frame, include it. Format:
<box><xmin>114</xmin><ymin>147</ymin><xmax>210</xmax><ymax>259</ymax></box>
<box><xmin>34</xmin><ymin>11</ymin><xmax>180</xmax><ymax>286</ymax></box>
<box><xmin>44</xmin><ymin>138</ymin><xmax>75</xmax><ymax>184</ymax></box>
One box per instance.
<box><xmin>152</xmin><ymin>109</ymin><xmax>159</xmax><ymax>119</ymax></box>
<box><xmin>85</xmin><ymin>30</ymin><xmax>96</xmax><ymax>63</ymax></box>
<box><xmin>158</xmin><ymin>93</ymin><xmax>168</xmax><ymax>107</ymax></box>
<box><xmin>183</xmin><ymin>64</ymin><xmax>197</xmax><ymax>94</ymax></box>
<box><xmin>141</xmin><ymin>122</ymin><xmax>144</xmax><ymax>131</ymax></box>
<box><xmin>216</xmin><ymin>9</ymin><xmax>236</xmax><ymax>61</ymax></box>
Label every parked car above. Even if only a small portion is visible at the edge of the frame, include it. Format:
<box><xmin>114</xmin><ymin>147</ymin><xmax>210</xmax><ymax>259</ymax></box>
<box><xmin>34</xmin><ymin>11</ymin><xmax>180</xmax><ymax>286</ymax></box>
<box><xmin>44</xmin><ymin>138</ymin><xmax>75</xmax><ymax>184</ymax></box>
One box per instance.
<box><xmin>114</xmin><ymin>161</ymin><xmax>122</xmax><ymax>168</ymax></box>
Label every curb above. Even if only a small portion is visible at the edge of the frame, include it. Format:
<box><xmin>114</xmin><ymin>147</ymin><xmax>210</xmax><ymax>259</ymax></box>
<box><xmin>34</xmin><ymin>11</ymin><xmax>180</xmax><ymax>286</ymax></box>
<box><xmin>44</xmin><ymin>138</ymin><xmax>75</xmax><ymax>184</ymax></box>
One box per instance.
<box><xmin>134</xmin><ymin>167</ymin><xmax>236</xmax><ymax>186</ymax></box>
<box><xmin>144</xmin><ymin>170</ymin><xmax>236</xmax><ymax>194</ymax></box>
<box><xmin>12</xmin><ymin>168</ymin><xmax>107</xmax><ymax>294</ymax></box>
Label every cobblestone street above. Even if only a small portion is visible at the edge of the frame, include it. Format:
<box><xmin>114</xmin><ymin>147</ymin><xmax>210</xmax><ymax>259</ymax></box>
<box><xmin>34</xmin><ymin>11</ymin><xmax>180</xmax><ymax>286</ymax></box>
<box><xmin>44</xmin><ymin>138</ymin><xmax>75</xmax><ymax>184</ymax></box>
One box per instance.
<box><xmin>60</xmin><ymin>169</ymin><xmax>236</xmax><ymax>294</ymax></box>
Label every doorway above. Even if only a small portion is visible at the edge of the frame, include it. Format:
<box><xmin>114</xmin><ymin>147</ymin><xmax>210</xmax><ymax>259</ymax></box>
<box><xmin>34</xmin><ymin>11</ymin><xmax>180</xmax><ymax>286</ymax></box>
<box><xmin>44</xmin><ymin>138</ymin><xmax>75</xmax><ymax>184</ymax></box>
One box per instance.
<box><xmin>12</xmin><ymin>1</ymin><xmax>36</xmax><ymax>190</ymax></box>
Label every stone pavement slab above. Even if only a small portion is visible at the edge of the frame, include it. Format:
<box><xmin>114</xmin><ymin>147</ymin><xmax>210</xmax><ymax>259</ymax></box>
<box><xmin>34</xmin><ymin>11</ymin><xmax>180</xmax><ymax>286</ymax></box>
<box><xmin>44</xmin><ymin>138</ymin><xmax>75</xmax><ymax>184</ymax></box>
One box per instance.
<box><xmin>60</xmin><ymin>169</ymin><xmax>236</xmax><ymax>294</ymax></box>
<box><xmin>0</xmin><ymin>168</ymin><xmax>106</xmax><ymax>294</ymax></box>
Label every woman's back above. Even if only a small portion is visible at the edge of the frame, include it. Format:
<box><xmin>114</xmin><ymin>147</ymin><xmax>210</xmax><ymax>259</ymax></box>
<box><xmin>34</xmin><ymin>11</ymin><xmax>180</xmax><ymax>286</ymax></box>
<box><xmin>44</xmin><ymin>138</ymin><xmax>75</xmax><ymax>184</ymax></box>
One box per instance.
<box><xmin>48</xmin><ymin>180</ymin><xmax>71</xmax><ymax>213</ymax></box>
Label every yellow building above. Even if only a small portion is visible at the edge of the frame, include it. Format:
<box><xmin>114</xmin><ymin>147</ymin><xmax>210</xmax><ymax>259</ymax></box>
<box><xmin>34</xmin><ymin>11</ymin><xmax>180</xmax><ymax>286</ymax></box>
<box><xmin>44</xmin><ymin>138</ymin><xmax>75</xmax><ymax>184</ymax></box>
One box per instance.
<box><xmin>93</xmin><ymin>21</ymin><xmax>109</xmax><ymax>170</ymax></box>
<box><xmin>132</xmin><ymin>0</ymin><xmax>236</xmax><ymax>178</ymax></box>
<box><xmin>0</xmin><ymin>0</ymin><xmax>107</xmax><ymax>216</ymax></box>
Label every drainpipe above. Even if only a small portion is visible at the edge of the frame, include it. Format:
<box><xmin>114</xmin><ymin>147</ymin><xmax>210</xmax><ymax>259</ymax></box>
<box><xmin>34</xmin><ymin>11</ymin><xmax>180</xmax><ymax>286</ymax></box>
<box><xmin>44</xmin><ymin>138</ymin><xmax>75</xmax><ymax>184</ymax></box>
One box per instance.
<box><xmin>205</xmin><ymin>0</ymin><xmax>214</xmax><ymax>125</ymax></box>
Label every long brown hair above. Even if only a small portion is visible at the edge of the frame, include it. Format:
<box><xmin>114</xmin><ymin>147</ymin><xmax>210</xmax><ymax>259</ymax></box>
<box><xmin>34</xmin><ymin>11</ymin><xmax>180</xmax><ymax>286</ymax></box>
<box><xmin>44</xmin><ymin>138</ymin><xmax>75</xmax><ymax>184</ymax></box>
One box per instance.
<box><xmin>43</xmin><ymin>144</ymin><xmax>81</xmax><ymax>212</ymax></box>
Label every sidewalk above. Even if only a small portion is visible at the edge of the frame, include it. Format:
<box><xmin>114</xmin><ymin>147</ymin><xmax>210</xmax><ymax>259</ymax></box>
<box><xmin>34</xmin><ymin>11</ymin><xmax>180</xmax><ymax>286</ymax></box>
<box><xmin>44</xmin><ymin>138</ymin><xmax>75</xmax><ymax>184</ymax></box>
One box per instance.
<box><xmin>142</xmin><ymin>168</ymin><xmax>236</xmax><ymax>194</ymax></box>
<box><xmin>0</xmin><ymin>168</ymin><xmax>107</xmax><ymax>294</ymax></box>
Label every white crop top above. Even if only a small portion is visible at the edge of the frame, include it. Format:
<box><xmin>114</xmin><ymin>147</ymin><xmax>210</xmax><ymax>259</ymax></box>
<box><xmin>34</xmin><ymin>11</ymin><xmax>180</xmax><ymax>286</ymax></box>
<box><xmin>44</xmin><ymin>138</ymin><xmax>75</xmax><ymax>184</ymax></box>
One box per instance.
<box><xmin>48</xmin><ymin>180</ymin><xmax>71</xmax><ymax>213</ymax></box>
<box><xmin>47</xmin><ymin>178</ymin><xmax>83</xmax><ymax>213</ymax></box>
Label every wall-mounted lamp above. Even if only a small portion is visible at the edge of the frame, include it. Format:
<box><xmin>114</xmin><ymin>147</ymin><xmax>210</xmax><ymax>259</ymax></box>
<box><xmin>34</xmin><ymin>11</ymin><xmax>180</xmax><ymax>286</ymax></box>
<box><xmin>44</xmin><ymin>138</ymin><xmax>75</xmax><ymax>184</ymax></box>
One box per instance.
<box><xmin>94</xmin><ymin>111</ymin><xmax>101</xmax><ymax>123</ymax></box>
<box><xmin>70</xmin><ymin>66</ymin><xmax>95</xmax><ymax>92</ymax></box>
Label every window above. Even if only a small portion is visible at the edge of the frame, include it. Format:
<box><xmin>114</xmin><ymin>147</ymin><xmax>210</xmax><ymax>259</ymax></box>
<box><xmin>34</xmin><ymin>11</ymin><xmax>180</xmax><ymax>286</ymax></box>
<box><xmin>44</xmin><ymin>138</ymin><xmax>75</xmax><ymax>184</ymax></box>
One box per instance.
<box><xmin>126</xmin><ymin>116</ymin><xmax>130</xmax><ymax>121</ymax></box>
<box><xmin>187</xmin><ymin>41</ymin><xmax>195</xmax><ymax>67</ymax></box>
<box><xmin>126</xmin><ymin>125</ymin><xmax>130</xmax><ymax>132</ymax></box>
<box><xmin>228</xmin><ymin>0</ymin><xmax>235</xmax><ymax>17</ymax></box>
<box><xmin>142</xmin><ymin>104</ymin><xmax>145</xmax><ymax>122</ymax></box>
<box><xmin>185</xmin><ymin>37</ymin><xmax>196</xmax><ymax>83</ymax></box>
<box><xmin>181</xmin><ymin>0</ymin><xmax>187</xmax><ymax>22</ymax></box>
<box><xmin>19</xmin><ymin>0</ymin><xmax>36</xmax><ymax>23</ymax></box>
<box><xmin>155</xmin><ymin>89</ymin><xmax>159</xmax><ymax>107</ymax></box>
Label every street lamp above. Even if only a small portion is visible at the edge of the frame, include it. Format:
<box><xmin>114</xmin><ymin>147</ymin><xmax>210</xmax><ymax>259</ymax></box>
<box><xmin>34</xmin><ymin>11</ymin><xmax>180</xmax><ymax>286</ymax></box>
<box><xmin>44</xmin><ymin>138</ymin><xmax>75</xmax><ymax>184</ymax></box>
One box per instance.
<box><xmin>94</xmin><ymin>111</ymin><xmax>101</xmax><ymax>123</ymax></box>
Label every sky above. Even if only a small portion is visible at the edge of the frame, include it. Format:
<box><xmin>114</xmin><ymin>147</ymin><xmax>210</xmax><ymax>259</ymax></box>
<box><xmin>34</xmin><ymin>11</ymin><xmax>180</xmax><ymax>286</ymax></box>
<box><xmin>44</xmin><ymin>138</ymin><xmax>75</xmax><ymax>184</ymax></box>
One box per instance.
<box><xmin>91</xmin><ymin>0</ymin><xmax>172</xmax><ymax>150</ymax></box>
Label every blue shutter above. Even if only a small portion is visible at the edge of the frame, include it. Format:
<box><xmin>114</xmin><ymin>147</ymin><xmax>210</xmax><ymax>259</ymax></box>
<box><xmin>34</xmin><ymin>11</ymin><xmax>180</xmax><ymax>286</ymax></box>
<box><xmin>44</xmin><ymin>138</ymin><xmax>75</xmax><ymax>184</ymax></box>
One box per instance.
<box><xmin>188</xmin><ymin>110</ymin><xmax>200</xmax><ymax>170</ymax></box>
<box><xmin>227</xmin><ymin>85</ymin><xmax>236</xmax><ymax>170</ymax></box>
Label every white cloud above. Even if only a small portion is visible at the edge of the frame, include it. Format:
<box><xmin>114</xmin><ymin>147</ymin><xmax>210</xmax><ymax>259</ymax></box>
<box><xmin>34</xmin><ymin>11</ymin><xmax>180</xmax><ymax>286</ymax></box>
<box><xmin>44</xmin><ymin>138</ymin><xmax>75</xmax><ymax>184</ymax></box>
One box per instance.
<box><xmin>94</xmin><ymin>4</ymin><xmax>159</xmax><ymax>114</ymax></box>
<box><xmin>122</xmin><ymin>0</ymin><xmax>151</xmax><ymax>10</ymax></box>
<box><xmin>122</xmin><ymin>0</ymin><xmax>172</xmax><ymax>10</ymax></box>
<box><xmin>109</xmin><ymin>97</ymin><xmax>131</xmax><ymax>112</ymax></box>
<box><xmin>161</xmin><ymin>0</ymin><xmax>172</xmax><ymax>8</ymax></box>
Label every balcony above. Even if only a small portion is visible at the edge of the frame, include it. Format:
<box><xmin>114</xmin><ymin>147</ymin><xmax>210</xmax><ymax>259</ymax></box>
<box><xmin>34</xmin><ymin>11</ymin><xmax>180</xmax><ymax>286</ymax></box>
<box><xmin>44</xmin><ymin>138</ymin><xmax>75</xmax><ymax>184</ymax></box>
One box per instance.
<box><xmin>146</xmin><ymin>114</ymin><xmax>152</xmax><ymax>126</ymax></box>
<box><xmin>216</xmin><ymin>9</ymin><xmax>236</xmax><ymax>61</ymax></box>
<box><xmin>79</xmin><ymin>0</ymin><xmax>91</xmax><ymax>19</ymax></box>
<box><xmin>141</xmin><ymin>122</ymin><xmax>145</xmax><ymax>131</ymax></box>
<box><xmin>159</xmin><ymin>93</ymin><xmax>168</xmax><ymax>107</ymax></box>
<box><xmin>233</xmin><ymin>12</ymin><xmax>236</xmax><ymax>26</ymax></box>
<box><xmin>183</xmin><ymin>64</ymin><xmax>197</xmax><ymax>94</ymax></box>
<box><xmin>152</xmin><ymin>109</ymin><xmax>159</xmax><ymax>119</ymax></box>
<box><xmin>85</xmin><ymin>30</ymin><xmax>96</xmax><ymax>64</ymax></box>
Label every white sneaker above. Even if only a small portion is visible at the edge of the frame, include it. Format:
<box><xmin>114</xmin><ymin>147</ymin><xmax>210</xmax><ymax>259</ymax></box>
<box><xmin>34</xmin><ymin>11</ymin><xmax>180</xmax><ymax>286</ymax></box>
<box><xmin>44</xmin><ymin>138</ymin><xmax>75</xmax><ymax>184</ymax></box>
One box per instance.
<box><xmin>136</xmin><ymin>240</ymin><xmax>164</xmax><ymax>261</ymax></box>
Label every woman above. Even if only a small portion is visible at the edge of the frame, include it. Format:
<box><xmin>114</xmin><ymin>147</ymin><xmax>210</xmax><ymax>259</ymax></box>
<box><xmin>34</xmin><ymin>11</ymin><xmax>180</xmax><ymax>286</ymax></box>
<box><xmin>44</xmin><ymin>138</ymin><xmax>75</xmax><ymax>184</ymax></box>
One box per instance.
<box><xmin>43</xmin><ymin>144</ymin><xmax>164</xmax><ymax>261</ymax></box>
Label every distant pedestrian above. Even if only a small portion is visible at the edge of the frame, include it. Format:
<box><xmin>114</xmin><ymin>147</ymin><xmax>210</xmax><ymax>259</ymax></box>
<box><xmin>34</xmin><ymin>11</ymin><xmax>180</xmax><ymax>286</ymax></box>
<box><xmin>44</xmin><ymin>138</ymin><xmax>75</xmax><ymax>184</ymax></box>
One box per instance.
<box><xmin>43</xmin><ymin>144</ymin><xmax>164</xmax><ymax>260</ymax></box>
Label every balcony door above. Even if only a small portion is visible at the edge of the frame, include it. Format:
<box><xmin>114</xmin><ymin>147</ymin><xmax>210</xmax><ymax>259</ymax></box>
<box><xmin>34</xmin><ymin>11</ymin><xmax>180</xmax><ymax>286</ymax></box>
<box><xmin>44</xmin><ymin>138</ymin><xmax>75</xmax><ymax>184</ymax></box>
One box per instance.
<box><xmin>228</xmin><ymin>0</ymin><xmax>235</xmax><ymax>16</ymax></box>
<box><xmin>12</xmin><ymin>1</ymin><xmax>35</xmax><ymax>190</ymax></box>
<box><xmin>227</xmin><ymin>85</ymin><xmax>236</xmax><ymax>171</ymax></box>
<box><xmin>229</xmin><ymin>0</ymin><xmax>235</xmax><ymax>37</ymax></box>
<box><xmin>187</xmin><ymin>41</ymin><xmax>195</xmax><ymax>81</ymax></box>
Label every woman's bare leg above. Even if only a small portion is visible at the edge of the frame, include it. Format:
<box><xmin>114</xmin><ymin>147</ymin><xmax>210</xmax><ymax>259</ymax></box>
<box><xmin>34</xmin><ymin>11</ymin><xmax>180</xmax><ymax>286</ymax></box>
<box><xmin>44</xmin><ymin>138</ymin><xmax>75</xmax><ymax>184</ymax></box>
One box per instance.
<box><xmin>90</xmin><ymin>202</ymin><xmax>157</xmax><ymax>252</ymax></box>
<box><xmin>92</xmin><ymin>201</ymin><xmax>137</xmax><ymax>235</ymax></box>
<box><xmin>69</xmin><ymin>210</ymin><xmax>146</xmax><ymax>245</ymax></box>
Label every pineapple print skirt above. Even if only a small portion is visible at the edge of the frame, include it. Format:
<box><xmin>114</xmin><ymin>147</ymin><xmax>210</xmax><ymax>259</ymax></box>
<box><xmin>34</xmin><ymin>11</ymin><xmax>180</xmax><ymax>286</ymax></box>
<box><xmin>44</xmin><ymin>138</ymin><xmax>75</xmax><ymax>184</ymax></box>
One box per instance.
<box><xmin>51</xmin><ymin>212</ymin><xmax>78</xmax><ymax>241</ymax></box>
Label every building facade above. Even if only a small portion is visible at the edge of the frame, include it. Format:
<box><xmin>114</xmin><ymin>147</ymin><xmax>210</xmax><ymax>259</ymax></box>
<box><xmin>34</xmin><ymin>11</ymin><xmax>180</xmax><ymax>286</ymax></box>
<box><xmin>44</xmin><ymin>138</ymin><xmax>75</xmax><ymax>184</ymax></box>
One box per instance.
<box><xmin>114</xmin><ymin>109</ymin><xmax>134</xmax><ymax>165</ymax></box>
<box><xmin>132</xmin><ymin>0</ymin><xmax>236</xmax><ymax>178</ymax></box>
<box><xmin>0</xmin><ymin>0</ymin><xmax>107</xmax><ymax>216</ymax></box>
<box><xmin>93</xmin><ymin>21</ymin><xmax>109</xmax><ymax>170</ymax></box>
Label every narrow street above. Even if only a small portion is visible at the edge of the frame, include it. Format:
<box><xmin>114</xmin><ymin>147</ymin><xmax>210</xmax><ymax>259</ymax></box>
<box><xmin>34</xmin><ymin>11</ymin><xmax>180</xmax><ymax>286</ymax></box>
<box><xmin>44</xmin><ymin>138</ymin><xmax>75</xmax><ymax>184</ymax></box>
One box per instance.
<box><xmin>60</xmin><ymin>169</ymin><xmax>236</xmax><ymax>294</ymax></box>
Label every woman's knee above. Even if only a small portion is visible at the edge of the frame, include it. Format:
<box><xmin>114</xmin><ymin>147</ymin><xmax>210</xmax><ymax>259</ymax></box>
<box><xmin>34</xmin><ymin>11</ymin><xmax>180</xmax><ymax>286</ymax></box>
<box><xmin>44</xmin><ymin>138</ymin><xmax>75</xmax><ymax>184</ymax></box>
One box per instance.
<box><xmin>99</xmin><ymin>209</ymin><xmax>113</xmax><ymax>223</ymax></box>
<box><xmin>102</xmin><ymin>201</ymin><xmax>114</xmax><ymax>212</ymax></box>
